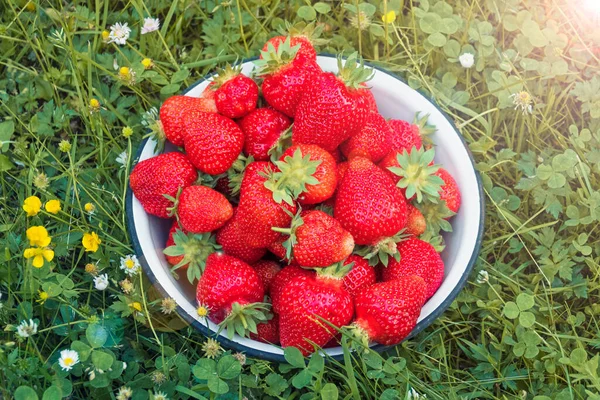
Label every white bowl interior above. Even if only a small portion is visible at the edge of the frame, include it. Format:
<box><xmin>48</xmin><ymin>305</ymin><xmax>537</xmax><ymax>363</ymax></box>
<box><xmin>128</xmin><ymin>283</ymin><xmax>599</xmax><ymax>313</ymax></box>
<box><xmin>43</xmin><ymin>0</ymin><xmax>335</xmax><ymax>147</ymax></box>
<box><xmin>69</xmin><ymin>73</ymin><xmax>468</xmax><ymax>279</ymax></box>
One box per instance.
<box><xmin>131</xmin><ymin>56</ymin><xmax>482</xmax><ymax>358</ymax></box>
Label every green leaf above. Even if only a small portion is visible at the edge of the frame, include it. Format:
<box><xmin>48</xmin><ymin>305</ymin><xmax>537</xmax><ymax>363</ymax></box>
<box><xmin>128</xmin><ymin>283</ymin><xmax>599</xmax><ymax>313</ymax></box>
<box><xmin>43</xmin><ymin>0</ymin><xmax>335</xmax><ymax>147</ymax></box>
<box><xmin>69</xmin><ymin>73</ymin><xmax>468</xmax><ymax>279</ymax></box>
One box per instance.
<box><xmin>0</xmin><ymin>120</ymin><xmax>14</xmax><ymax>152</ymax></box>
<box><xmin>443</xmin><ymin>39</ymin><xmax>460</xmax><ymax>58</ymax></box>
<box><xmin>297</xmin><ymin>5</ymin><xmax>316</xmax><ymax>21</ymax></box>
<box><xmin>428</xmin><ymin>32</ymin><xmax>447</xmax><ymax>47</ymax></box>
<box><xmin>307</xmin><ymin>353</ymin><xmax>324</xmax><ymax>373</ymax></box>
<box><xmin>380</xmin><ymin>389</ymin><xmax>399</xmax><ymax>400</ymax></box>
<box><xmin>516</xmin><ymin>293</ymin><xmax>535</xmax><ymax>311</ymax></box>
<box><xmin>193</xmin><ymin>359</ymin><xmax>216</xmax><ymax>379</ymax></box>
<box><xmin>313</xmin><ymin>2</ymin><xmax>331</xmax><ymax>14</ymax></box>
<box><xmin>321</xmin><ymin>383</ymin><xmax>339</xmax><ymax>400</ymax></box>
<box><xmin>369</xmin><ymin>25</ymin><xmax>385</xmax><ymax>37</ymax></box>
<box><xmin>292</xmin><ymin>369</ymin><xmax>312</xmax><ymax>389</ymax></box>
<box><xmin>175</xmin><ymin>385</ymin><xmax>208</xmax><ymax>400</ymax></box>
<box><xmin>71</xmin><ymin>341</ymin><xmax>92</xmax><ymax>361</ymax></box>
<box><xmin>171</xmin><ymin>68</ymin><xmax>190</xmax><ymax>84</ymax></box>
<box><xmin>284</xmin><ymin>346</ymin><xmax>305</xmax><ymax>368</ymax></box>
<box><xmin>519</xmin><ymin>311</ymin><xmax>536</xmax><ymax>328</ymax></box>
<box><xmin>91</xmin><ymin>350</ymin><xmax>113</xmax><ymax>371</ymax></box>
<box><xmin>419</xmin><ymin>13</ymin><xmax>441</xmax><ymax>34</ymax></box>
<box><xmin>161</xmin><ymin>84</ymin><xmax>181</xmax><ymax>95</ymax></box>
<box><xmin>15</xmin><ymin>386</ymin><xmax>39</xmax><ymax>400</ymax></box>
<box><xmin>0</xmin><ymin>154</ymin><xmax>14</xmax><ymax>172</ymax></box>
<box><xmin>42</xmin><ymin>386</ymin><xmax>61</xmax><ymax>400</ymax></box>
<box><xmin>216</xmin><ymin>355</ymin><xmax>241</xmax><ymax>379</ymax></box>
<box><xmin>207</xmin><ymin>376</ymin><xmax>228</xmax><ymax>394</ymax></box>
<box><xmin>503</xmin><ymin>301</ymin><xmax>520</xmax><ymax>319</ymax></box>
<box><xmin>570</xmin><ymin>348</ymin><xmax>588</xmax><ymax>365</ymax></box>
<box><xmin>86</xmin><ymin>324</ymin><xmax>108</xmax><ymax>348</ymax></box>
<box><xmin>264</xmin><ymin>373</ymin><xmax>289</xmax><ymax>396</ymax></box>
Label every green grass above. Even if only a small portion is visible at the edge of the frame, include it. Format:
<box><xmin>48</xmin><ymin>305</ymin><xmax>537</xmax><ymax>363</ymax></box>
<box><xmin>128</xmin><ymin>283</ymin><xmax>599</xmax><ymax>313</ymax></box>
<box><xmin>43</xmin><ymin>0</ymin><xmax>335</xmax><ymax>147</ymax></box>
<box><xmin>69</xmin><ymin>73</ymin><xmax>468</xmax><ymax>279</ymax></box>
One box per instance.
<box><xmin>1</xmin><ymin>0</ymin><xmax>600</xmax><ymax>399</ymax></box>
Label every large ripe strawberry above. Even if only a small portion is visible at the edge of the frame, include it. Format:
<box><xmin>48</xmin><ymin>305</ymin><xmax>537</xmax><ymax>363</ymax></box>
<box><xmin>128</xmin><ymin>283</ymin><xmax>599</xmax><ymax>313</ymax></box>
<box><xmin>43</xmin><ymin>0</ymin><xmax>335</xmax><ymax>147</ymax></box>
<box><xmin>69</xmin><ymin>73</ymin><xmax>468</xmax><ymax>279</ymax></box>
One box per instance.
<box><xmin>183</xmin><ymin>111</ymin><xmax>244</xmax><ymax>175</ymax></box>
<box><xmin>216</xmin><ymin>208</ymin><xmax>266</xmax><ymax>264</ymax></box>
<box><xmin>207</xmin><ymin>65</ymin><xmax>258</xmax><ymax>119</ymax></box>
<box><xmin>279</xmin><ymin>266</ymin><xmax>354</xmax><ymax>355</ymax></box>
<box><xmin>387</xmin><ymin>113</ymin><xmax>435</xmax><ymax>154</ymax></box>
<box><xmin>274</xmin><ymin>210</ymin><xmax>354</xmax><ymax>268</ymax></box>
<box><xmin>168</xmin><ymin>186</ymin><xmax>233</xmax><ymax>233</ymax></box>
<box><xmin>406</xmin><ymin>204</ymin><xmax>426</xmax><ymax>236</ymax></box>
<box><xmin>334</xmin><ymin>157</ymin><xmax>407</xmax><ymax>246</ymax></box>
<box><xmin>342</xmin><ymin>255</ymin><xmax>377</xmax><ymax>298</ymax></box>
<box><xmin>382</xmin><ymin>237</ymin><xmax>444</xmax><ymax>299</ymax></box>
<box><xmin>252</xmin><ymin>260</ymin><xmax>282</xmax><ymax>293</ymax></box>
<box><xmin>270</xmin><ymin>265</ymin><xmax>314</xmax><ymax>314</ymax></box>
<box><xmin>256</xmin><ymin>37</ymin><xmax>322</xmax><ymax>118</ymax></box>
<box><xmin>130</xmin><ymin>152</ymin><xmax>197</xmax><ymax>218</ymax></box>
<box><xmin>239</xmin><ymin>108</ymin><xmax>291</xmax><ymax>161</ymax></box>
<box><xmin>249</xmin><ymin>314</ymin><xmax>280</xmax><ymax>344</ymax></box>
<box><xmin>351</xmin><ymin>276</ymin><xmax>426</xmax><ymax>346</ymax></box>
<box><xmin>279</xmin><ymin>144</ymin><xmax>337</xmax><ymax>205</ymax></box>
<box><xmin>196</xmin><ymin>253</ymin><xmax>269</xmax><ymax>338</ymax></box>
<box><xmin>160</xmin><ymin>95</ymin><xmax>217</xmax><ymax>146</ymax></box>
<box><xmin>293</xmin><ymin>53</ymin><xmax>373</xmax><ymax>152</ymax></box>
<box><xmin>436</xmin><ymin>168</ymin><xmax>461</xmax><ymax>214</ymax></box>
<box><xmin>340</xmin><ymin>112</ymin><xmax>394</xmax><ymax>162</ymax></box>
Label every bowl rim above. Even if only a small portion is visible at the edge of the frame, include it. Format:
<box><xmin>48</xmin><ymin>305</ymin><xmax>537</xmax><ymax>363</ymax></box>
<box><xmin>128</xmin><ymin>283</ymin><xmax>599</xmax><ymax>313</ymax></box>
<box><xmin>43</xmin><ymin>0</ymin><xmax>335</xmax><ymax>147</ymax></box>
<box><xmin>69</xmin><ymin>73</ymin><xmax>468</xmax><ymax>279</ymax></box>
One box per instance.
<box><xmin>125</xmin><ymin>55</ymin><xmax>485</xmax><ymax>363</ymax></box>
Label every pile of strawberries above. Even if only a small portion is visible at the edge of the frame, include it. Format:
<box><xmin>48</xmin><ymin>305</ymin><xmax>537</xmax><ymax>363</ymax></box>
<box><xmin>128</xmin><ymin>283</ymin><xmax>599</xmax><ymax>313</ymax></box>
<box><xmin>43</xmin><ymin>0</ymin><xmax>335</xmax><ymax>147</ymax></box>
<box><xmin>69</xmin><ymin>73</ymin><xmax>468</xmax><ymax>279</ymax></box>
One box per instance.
<box><xmin>130</xmin><ymin>31</ymin><xmax>462</xmax><ymax>356</ymax></box>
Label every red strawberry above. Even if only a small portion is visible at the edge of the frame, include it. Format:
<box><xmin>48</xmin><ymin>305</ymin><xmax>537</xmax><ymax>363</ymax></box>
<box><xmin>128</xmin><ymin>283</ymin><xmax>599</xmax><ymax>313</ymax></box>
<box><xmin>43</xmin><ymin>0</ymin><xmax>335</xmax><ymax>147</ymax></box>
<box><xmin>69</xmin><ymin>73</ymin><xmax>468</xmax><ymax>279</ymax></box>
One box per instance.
<box><xmin>208</xmin><ymin>65</ymin><xmax>258</xmax><ymax>119</ymax></box>
<box><xmin>165</xmin><ymin>220</ymin><xmax>186</xmax><ymax>267</ymax></box>
<box><xmin>363</xmin><ymin>86</ymin><xmax>378</xmax><ymax>113</ymax></box>
<box><xmin>387</xmin><ymin>119</ymin><xmax>423</xmax><ymax>154</ymax></box>
<box><xmin>276</xmin><ymin>210</ymin><xmax>354</xmax><ymax>268</ymax></box>
<box><xmin>172</xmin><ymin>186</ymin><xmax>233</xmax><ymax>233</ymax></box>
<box><xmin>340</xmin><ymin>112</ymin><xmax>394</xmax><ymax>162</ymax></box>
<box><xmin>378</xmin><ymin>151</ymin><xmax>403</xmax><ymax>185</ymax></box>
<box><xmin>330</xmin><ymin>148</ymin><xmax>344</xmax><ymax>163</ymax></box>
<box><xmin>250</xmin><ymin>314</ymin><xmax>280</xmax><ymax>344</ymax></box>
<box><xmin>334</xmin><ymin>157</ymin><xmax>407</xmax><ymax>245</ymax></box>
<box><xmin>160</xmin><ymin>95</ymin><xmax>217</xmax><ymax>146</ymax></box>
<box><xmin>342</xmin><ymin>255</ymin><xmax>377</xmax><ymax>297</ymax></box>
<box><xmin>183</xmin><ymin>111</ymin><xmax>244</xmax><ymax>175</ymax></box>
<box><xmin>436</xmin><ymin>168</ymin><xmax>461</xmax><ymax>214</ymax></box>
<box><xmin>268</xmin><ymin>236</ymin><xmax>293</xmax><ymax>264</ymax></box>
<box><xmin>293</xmin><ymin>54</ymin><xmax>373</xmax><ymax>151</ymax></box>
<box><xmin>337</xmin><ymin>161</ymin><xmax>349</xmax><ymax>183</ymax></box>
<box><xmin>257</xmin><ymin>38</ymin><xmax>322</xmax><ymax>118</ymax></box>
<box><xmin>406</xmin><ymin>204</ymin><xmax>426</xmax><ymax>236</ymax></box>
<box><xmin>352</xmin><ymin>276</ymin><xmax>426</xmax><ymax>346</ymax></box>
<box><xmin>261</xmin><ymin>35</ymin><xmax>317</xmax><ymax>63</ymax></box>
<box><xmin>279</xmin><ymin>144</ymin><xmax>337</xmax><ymax>205</ymax></box>
<box><xmin>130</xmin><ymin>152</ymin><xmax>197</xmax><ymax>218</ymax></box>
<box><xmin>270</xmin><ymin>265</ymin><xmax>314</xmax><ymax>314</ymax></box>
<box><xmin>253</xmin><ymin>260</ymin><xmax>282</xmax><ymax>293</ymax></box>
<box><xmin>239</xmin><ymin>108</ymin><xmax>291</xmax><ymax>161</ymax></box>
<box><xmin>216</xmin><ymin>208</ymin><xmax>266</xmax><ymax>264</ymax></box>
<box><xmin>279</xmin><ymin>268</ymin><xmax>354</xmax><ymax>355</ymax></box>
<box><xmin>196</xmin><ymin>253</ymin><xmax>269</xmax><ymax>337</ymax></box>
<box><xmin>382</xmin><ymin>237</ymin><xmax>444</xmax><ymax>299</ymax></box>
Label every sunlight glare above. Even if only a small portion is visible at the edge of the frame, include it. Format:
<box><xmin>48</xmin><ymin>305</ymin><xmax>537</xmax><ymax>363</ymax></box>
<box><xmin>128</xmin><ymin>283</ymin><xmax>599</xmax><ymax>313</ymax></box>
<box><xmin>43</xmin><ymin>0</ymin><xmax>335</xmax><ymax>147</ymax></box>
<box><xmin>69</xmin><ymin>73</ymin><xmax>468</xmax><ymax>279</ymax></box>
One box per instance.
<box><xmin>584</xmin><ymin>0</ymin><xmax>600</xmax><ymax>13</ymax></box>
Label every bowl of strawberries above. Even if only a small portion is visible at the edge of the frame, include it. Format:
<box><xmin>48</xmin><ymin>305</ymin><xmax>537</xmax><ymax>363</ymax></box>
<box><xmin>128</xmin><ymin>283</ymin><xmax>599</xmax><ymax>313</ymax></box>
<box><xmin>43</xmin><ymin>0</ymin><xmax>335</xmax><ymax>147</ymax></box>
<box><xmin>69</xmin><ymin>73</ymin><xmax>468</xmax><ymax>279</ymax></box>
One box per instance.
<box><xmin>126</xmin><ymin>36</ymin><xmax>484</xmax><ymax>362</ymax></box>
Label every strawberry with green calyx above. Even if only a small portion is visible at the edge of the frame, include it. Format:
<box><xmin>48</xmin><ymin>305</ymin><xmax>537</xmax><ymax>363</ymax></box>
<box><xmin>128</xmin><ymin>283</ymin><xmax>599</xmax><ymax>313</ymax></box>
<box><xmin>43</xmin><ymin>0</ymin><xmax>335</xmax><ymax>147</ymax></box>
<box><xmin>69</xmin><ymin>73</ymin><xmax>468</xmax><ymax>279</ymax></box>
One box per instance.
<box><xmin>342</xmin><ymin>255</ymin><xmax>377</xmax><ymax>298</ymax></box>
<box><xmin>267</xmin><ymin>125</ymin><xmax>293</xmax><ymax>162</ymax></box>
<box><xmin>267</xmin><ymin>235</ymin><xmax>294</xmax><ymax>264</ymax></box>
<box><xmin>272</xmin><ymin>210</ymin><xmax>354</xmax><ymax>268</ymax></box>
<box><xmin>260</xmin><ymin>22</ymin><xmax>324</xmax><ymax>62</ymax></box>
<box><xmin>419</xmin><ymin>231</ymin><xmax>446</xmax><ymax>253</ymax></box>
<box><xmin>196</xmin><ymin>253</ymin><xmax>270</xmax><ymax>339</ymax></box>
<box><xmin>256</xmin><ymin>37</ymin><xmax>322</xmax><ymax>118</ymax></box>
<box><xmin>406</xmin><ymin>204</ymin><xmax>427</xmax><ymax>236</ymax></box>
<box><xmin>436</xmin><ymin>168</ymin><xmax>461</xmax><ymax>213</ymax></box>
<box><xmin>340</xmin><ymin>112</ymin><xmax>394</xmax><ymax>162</ymax></box>
<box><xmin>223</xmin><ymin>154</ymin><xmax>255</xmax><ymax>198</ymax></box>
<box><xmin>387</xmin><ymin>112</ymin><xmax>436</xmax><ymax>153</ymax></box>
<box><xmin>278</xmin><ymin>144</ymin><xmax>337</xmax><ymax>205</ymax></box>
<box><xmin>387</xmin><ymin>146</ymin><xmax>445</xmax><ymax>203</ymax></box>
<box><xmin>250</xmin><ymin>313</ymin><xmax>280</xmax><ymax>344</ymax></box>
<box><xmin>165</xmin><ymin>186</ymin><xmax>233</xmax><ymax>234</ymax></box>
<box><xmin>414</xmin><ymin>200</ymin><xmax>455</xmax><ymax>236</ymax></box>
<box><xmin>208</xmin><ymin>64</ymin><xmax>258</xmax><ymax>119</ymax></box>
<box><xmin>355</xmin><ymin>230</ymin><xmax>409</xmax><ymax>267</ymax></box>
<box><xmin>164</xmin><ymin>228</ymin><xmax>221</xmax><ymax>283</ymax></box>
<box><xmin>160</xmin><ymin>95</ymin><xmax>217</xmax><ymax>146</ymax></box>
<box><xmin>293</xmin><ymin>52</ymin><xmax>374</xmax><ymax>151</ymax></box>
<box><xmin>216</xmin><ymin>208</ymin><xmax>267</xmax><ymax>264</ymax></box>
<box><xmin>240</xmin><ymin>108</ymin><xmax>291</xmax><ymax>161</ymax></box>
<box><xmin>349</xmin><ymin>276</ymin><xmax>427</xmax><ymax>348</ymax></box>
<box><xmin>382</xmin><ymin>237</ymin><xmax>444</xmax><ymax>299</ymax></box>
<box><xmin>270</xmin><ymin>265</ymin><xmax>315</xmax><ymax>314</ymax></box>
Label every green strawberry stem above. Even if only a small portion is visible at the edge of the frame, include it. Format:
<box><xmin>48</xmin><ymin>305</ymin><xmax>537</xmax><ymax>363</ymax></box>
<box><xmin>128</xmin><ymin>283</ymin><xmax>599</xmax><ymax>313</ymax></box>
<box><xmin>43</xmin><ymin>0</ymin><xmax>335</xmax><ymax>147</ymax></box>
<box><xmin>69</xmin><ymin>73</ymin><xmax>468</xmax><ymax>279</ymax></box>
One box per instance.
<box><xmin>347</xmin><ymin>320</ymin><xmax>371</xmax><ymax>351</ymax></box>
<box><xmin>336</xmin><ymin>52</ymin><xmax>374</xmax><ymax>89</ymax></box>
<box><xmin>356</xmin><ymin>230</ymin><xmax>409</xmax><ymax>267</ymax></box>
<box><xmin>227</xmin><ymin>154</ymin><xmax>254</xmax><ymax>196</ymax></box>
<box><xmin>280</xmin><ymin>21</ymin><xmax>326</xmax><ymax>45</ymax></box>
<box><xmin>218</xmin><ymin>302</ymin><xmax>271</xmax><ymax>339</ymax></box>
<box><xmin>210</xmin><ymin>63</ymin><xmax>242</xmax><ymax>89</ymax></box>
<box><xmin>413</xmin><ymin>112</ymin><xmax>437</xmax><ymax>142</ymax></box>
<box><xmin>263</xmin><ymin>148</ymin><xmax>322</xmax><ymax>206</ymax></box>
<box><xmin>164</xmin><ymin>187</ymin><xmax>183</xmax><ymax>220</ymax></box>
<box><xmin>415</xmin><ymin>201</ymin><xmax>455</xmax><ymax>236</ymax></box>
<box><xmin>163</xmin><ymin>230</ymin><xmax>221</xmax><ymax>283</ymax></box>
<box><xmin>315</xmin><ymin>261</ymin><xmax>353</xmax><ymax>280</ymax></box>
<box><xmin>268</xmin><ymin>125</ymin><xmax>293</xmax><ymax>162</ymax></box>
<box><xmin>271</xmin><ymin>210</ymin><xmax>303</xmax><ymax>260</ymax></box>
<box><xmin>387</xmin><ymin>146</ymin><xmax>445</xmax><ymax>203</ymax></box>
<box><xmin>255</xmin><ymin>37</ymin><xmax>301</xmax><ymax>76</ymax></box>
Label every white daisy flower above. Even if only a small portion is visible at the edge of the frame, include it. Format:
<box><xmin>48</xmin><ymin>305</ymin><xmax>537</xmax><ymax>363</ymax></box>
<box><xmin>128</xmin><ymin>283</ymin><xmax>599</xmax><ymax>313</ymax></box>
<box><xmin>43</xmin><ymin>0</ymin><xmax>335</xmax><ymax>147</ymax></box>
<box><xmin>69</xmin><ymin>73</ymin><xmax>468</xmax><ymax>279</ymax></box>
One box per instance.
<box><xmin>108</xmin><ymin>22</ymin><xmax>131</xmax><ymax>45</ymax></box>
<box><xmin>120</xmin><ymin>255</ymin><xmax>140</xmax><ymax>276</ymax></box>
<box><xmin>141</xmin><ymin>17</ymin><xmax>160</xmax><ymax>35</ymax></box>
<box><xmin>16</xmin><ymin>319</ymin><xmax>38</xmax><ymax>338</ymax></box>
<box><xmin>116</xmin><ymin>151</ymin><xmax>128</xmax><ymax>169</ymax></box>
<box><xmin>458</xmin><ymin>52</ymin><xmax>474</xmax><ymax>68</ymax></box>
<box><xmin>94</xmin><ymin>274</ymin><xmax>109</xmax><ymax>290</ymax></box>
<box><xmin>58</xmin><ymin>349</ymin><xmax>80</xmax><ymax>371</ymax></box>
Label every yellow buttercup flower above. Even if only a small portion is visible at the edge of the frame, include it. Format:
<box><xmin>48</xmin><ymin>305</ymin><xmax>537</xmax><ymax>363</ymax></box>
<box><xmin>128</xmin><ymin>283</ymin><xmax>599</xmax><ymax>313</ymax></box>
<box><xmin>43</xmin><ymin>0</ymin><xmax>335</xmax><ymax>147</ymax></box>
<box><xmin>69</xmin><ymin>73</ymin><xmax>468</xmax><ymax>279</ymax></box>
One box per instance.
<box><xmin>45</xmin><ymin>200</ymin><xmax>61</xmax><ymax>215</ymax></box>
<box><xmin>37</xmin><ymin>290</ymin><xmax>49</xmax><ymax>304</ymax></box>
<box><xmin>26</xmin><ymin>226</ymin><xmax>51</xmax><ymax>247</ymax></box>
<box><xmin>89</xmin><ymin>98</ymin><xmax>101</xmax><ymax>113</ymax></box>
<box><xmin>122</xmin><ymin>126</ymin><xmax>133</xmax><ymax>138</ymax></box>
<box><xmin>82</xmin><ymin>232</ymin><xmax>101</xmax><ymax>253</ymax></box>
<box><xmin>382</xmin><ymin>10</ymin><xmax>396</xmax><ymax>24</ymax></box>
<box><xmin>141</xmin><ymin>58</ymin><xmax>154</xmax><ymax>69</ymax></box>
<box><xmin>130</xmin><ymin>302</ymin><xmax>142</xmax><ymax>312</ymax></box>
<box><xmin>24</xmin><ymin>247</ymin><xmax>54</xmax><ymax>268</ymax></box>
<box><xmin>84</xmin><ymin>202</ymin><xmax>95</xmax><ymax>214</ymax></box>
<box><xmin>23</xmin><ymin>196</ymin><xmax>42</xmax><ymax>216</ymax></box>
<box><xmin>101</xmin><ymin>30</ymin><xmax>110</xmax><ymax>42</ymax></box>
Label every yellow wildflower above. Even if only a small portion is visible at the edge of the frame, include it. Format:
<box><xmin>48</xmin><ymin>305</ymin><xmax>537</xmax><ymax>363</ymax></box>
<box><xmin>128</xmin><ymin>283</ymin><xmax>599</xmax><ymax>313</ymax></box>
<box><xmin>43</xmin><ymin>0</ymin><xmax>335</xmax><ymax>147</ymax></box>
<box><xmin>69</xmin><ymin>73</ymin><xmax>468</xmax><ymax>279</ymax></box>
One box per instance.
<box><xmin>118</xmin><ymin>67</ymin><xmax>136</xmax><ymax>85</ymax></box>
<box><xmin>122</xmin><ymin>126</ymin><xmax>133</xmax><ymax>138</ymax></box>
<box><xmin>25</xmin><ymin>1</ymin><xmax>35</xmax><ymax>11</ymax></box>
<box><xmin>130</xmin><ymin>302</ymin><xmax>142</xmax><ymax>312</ymax></box>
<box><xmin>119</xmin><ymin>279</ymin><xmax>134</xmax><ymax>294</ymax></box>
<box><xmin>85</xmin><ymin>263</ymin><xmax>99</xmax><ymax>276</ymax></box>
<box><xmin>24</xmin><ymin>247</ymin><xmax>54</xmax><ymax>268</ymax></box>
<box><xmin>23</xmin><ymin>196</ymin><xmax>42</xmax><ymax>216</ymax></box>
<box><xmin>382</xmin><ymin>10</ymin><xmax>396</xmax><ymax>24</ymax></box>
<box><xmin>89</xmin><ymin>98</ymin><xmax>101</xmax><ymax>113</ymax></box>
<box><xmin>101</xmin><ymin>30</ymin><xmax>110</xmax><ymax>42</ymax></box>
<box><xmin>37</xmin><ymin>291</ymin><xmax>49</xmax><ymax>304</ymax></box>
<box><xmin>141</xmin><ymin>58</ymin><xmax>154</xmax><ymax>69</ymax></box>
<box><xmin>82</xmin><ymin>232</ymin><xmax>101</xmax><ymax>253</ymax></box>
<box><xmin>84</xmin><ymin>202</ymin><xmax>95</xmax><ymax>214</ymax></box>
<box><xmin>26</xmin><ymin>226</ymin><xmax>51</xmax><ymax>247</ymax></box>
<box><xmin>197</xmin><ymin>304</ymin><xmax>209</xmax><ymax>318</ymax></box>
<box><xmin>58</xmin><ymin>140</ymin><xmax>72</xmax><ymax>153</ymax></box>
<box><xmin>45</xmin><ymin>200</ymin><xmax>61</xmax><ymax>215</ymax></box>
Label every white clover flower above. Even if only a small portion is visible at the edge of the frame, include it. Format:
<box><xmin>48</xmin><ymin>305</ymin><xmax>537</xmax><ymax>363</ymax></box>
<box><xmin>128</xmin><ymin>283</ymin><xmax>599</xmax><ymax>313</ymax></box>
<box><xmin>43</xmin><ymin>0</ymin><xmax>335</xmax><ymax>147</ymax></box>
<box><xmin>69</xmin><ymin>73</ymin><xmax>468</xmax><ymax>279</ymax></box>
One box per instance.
<box><xmin>16</xmin><ymin>319</ymin><xmax>38</xmax><ymax>338</ymax></box>
<box><xmin>58</xmin><ymin>349</ymin><xmax>80</xmax><ymax>371</ymax></box>
<box><xmin>153</xmin><ymin>392</ymin><xmax>169</xmax><ymax>400</ymax></box>
<box><xmin>141</xmin><ymin>17</ymin><xmax>160</xmax><ymax>35</ymax></box>
<box><xmin>407</xmin><ymin>387</ymin><xmax>427</xmax><ymax>399</ymax></box>
<box><xmin>94</xmin><ymin>273</ymin><xmax>110</xmax><ymax>290</ymax></box>
<box><xmin>120</xmin><ymin>255</ymin><xmax>140</xmax><ymax>276</ymax></box>
<box><xmin>108</xmin><ymin>22</ymin><xmax>131</xmax><ymax>45</ymax></box>
<box><xmin>476</xmin><ymin>270</ymin><xmax>489</xmax><ymax>284</ymax></box>
<box><xmin>116</xmin><ymin>151</ymin><xmax>128</xmax><ymax>169</ymax></box>
<box><xmin>116</xmin><ymin>386</ymin><xmax>133</xmax><ymax>400</ymax></box>
<box><xmin>459</xmin><ymin>52</ymin><xmax>474</xmax><ymax>68</ymax></box>
<box><xmin>510</xmin><ymin>91</ymin><xmax>533</xmax><ymax>115</ymax></box>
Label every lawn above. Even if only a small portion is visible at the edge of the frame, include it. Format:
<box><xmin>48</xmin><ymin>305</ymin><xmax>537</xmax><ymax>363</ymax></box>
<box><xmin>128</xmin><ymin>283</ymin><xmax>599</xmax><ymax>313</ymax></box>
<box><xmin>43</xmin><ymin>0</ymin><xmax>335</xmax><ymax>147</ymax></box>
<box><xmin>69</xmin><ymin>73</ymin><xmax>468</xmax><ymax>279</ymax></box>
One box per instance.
<box><xmin>1</xmin><ymin>0</ymin><xmax>600</xmax><ymax>399</ymax></box>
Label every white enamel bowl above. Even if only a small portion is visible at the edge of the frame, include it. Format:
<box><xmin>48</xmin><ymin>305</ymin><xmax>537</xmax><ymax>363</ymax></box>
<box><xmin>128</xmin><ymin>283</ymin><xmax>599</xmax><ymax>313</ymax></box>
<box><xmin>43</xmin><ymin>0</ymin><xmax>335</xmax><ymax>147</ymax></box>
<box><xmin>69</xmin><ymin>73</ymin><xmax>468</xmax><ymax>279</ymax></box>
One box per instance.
<box><xmin>126</xmin><ymin>55</ymin><xmax>484</xmax><ymax>362</ymax></box>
